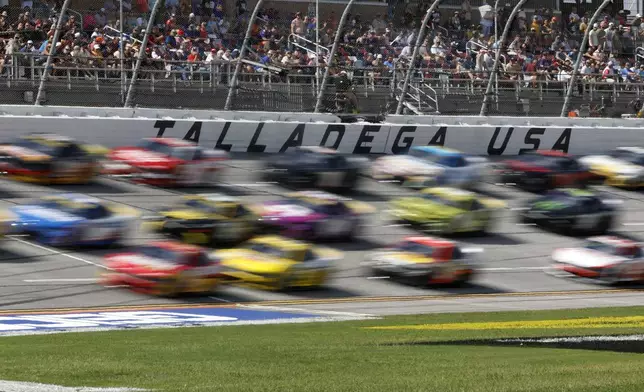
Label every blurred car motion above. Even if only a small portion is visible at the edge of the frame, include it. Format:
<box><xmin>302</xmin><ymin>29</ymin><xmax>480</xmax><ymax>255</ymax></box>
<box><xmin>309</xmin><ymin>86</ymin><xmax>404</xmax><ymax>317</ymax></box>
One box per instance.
<box><xmin>550</xmin><ymin>236</ymin><xmax>644</xmax><ymax>284</ymax></box>
<box><xmin>216</xmin><ymin>235</ymin><xmax>341</xmax><ymax>290</ymax></box>
<box><xmin>261</xmin><ymin>146</ymin><xmax>367</xmax><ymax>191</ymax></box>
<box><xmin>495</xmin><ymin>150</ymin><xmax>597</xmax><ymax>192</ymax></box>
<box><xmin>362</xmin><ymin>236</ymin><xmax>480</xmax><ymax>286</ymax></box>
<box><xmin>10</xmin><ymin>193</ymin><xmax>139</xmax><ymax>247</ymax></box>
<box><xmin>104</xmin><ymin>137</ymin><xmax>228</xmax><ymax>187</ymax></box>
<box><xmin>252</xmin><ymin>190</ymin><xmax>375</xmax><ymax>240</ymax></box>
<box><xmin>0</xmin><ymin>209</ymin><xmax>14</xmax><ymax>240</ymax></box>
<box><xmin>519</xmin><ymin>188</ymin><xmax>620</xmax><ymax>235</ymax></box>
<box><xmin>0</xmin><ymin>133</ymin><xmax>106</xmax><ymax>184</ymax></box>
<box><xmin>102</xmin><ymin>241</ymin><xmax>229</xmax><ymax>296</ymax></box>
<box><xmin>388</xmin><ymin>187</ymin><xmax>505</xmax><ymax>235</ymax></box>
<box><xmin>371</xmin><ymin>146</ymin><xmax>488</xmax><ymax>188</ymax></box>
<box><xmin>141</xmin><ymin>193</ymin><xmax>260</xmax><ymax>246</ymax></box>
<box><xmin>580</xmin><ymin>147</ymin><xmax>644</xmax><ymax>188</ymax></box>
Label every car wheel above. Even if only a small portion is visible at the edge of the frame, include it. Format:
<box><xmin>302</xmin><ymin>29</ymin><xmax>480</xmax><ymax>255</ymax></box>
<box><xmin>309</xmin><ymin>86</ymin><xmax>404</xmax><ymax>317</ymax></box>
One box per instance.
<box><xmin>157</xmin><ymin>278</ymin><xmax>182</xmax><ymax>298</ymax></box>
<box><xmin>452</xmin><ymin>270</ymin><xmax>474</xmax><ymax>286</ymax></box>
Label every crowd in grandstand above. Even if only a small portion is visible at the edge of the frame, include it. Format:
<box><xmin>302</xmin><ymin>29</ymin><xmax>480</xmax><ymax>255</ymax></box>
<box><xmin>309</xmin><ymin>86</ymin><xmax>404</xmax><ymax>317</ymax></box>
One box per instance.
<box><xmin>0</xmin><ymin>0</ymin><xmax>643</xmax><ymax>86</ymax></box>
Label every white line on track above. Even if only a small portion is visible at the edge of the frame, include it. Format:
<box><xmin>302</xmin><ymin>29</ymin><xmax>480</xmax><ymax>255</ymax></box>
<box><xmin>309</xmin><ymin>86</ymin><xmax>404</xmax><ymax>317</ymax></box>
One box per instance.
<box><xmin>208</xmin><ymin>296</ymin><xmax>233</xmax><ymax>303</ymax></box>
<box><xmin>9</xmin><ymin>236</ymin><xmax>109</xmax><ymax>270</ymax></box>
<box><xmin>240</xmin><ymin>304</ymin><xmax>375</xmax><ymax>318</ymax></box>
<box><xmin>623</xmin><ymin>222</ymin><xmax>644</xmax><ymax>226</ymax></box>
<box><xmin>479</xmin><ymin>267</ymin><xmax>546</xmax><ymax>272</ymax></box>
<box><xmin>23</xmin><ymin>278</ymin><xmax>98</xmax><ymax>283</ymax></box>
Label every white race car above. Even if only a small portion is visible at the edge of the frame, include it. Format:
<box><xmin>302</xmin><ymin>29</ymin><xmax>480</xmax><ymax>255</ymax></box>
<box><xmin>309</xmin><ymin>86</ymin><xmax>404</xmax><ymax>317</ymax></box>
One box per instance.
<box><xmin>550</xmin><ymin>236</ymin><xmax>644</xmax><ymax>284</ymax></box>
<box><xmin>371</xmin><ymin>146</ymin><xmax>489</xmax><ymax>189</ymax></box>
<box><xmin>579</xmin><ymin>147</ymin><xmax>644</xmax><ymax>188</ymax></box>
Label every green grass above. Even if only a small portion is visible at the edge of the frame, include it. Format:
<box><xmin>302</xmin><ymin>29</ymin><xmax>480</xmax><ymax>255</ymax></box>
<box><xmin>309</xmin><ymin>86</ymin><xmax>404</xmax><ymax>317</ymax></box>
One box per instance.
<box><xmin>3</xmin><ymin>306</ymin><xmax>644</xmax><ymax>392</ymax></box>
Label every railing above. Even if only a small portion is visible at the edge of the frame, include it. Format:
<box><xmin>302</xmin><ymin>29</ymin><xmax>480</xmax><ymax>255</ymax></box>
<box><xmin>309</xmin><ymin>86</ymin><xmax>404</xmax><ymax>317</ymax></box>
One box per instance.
<box><xmin>2</xmin><ymin>52</ymin><xmax>642</xmax><ymax>116</ymax></box>
<box><xmin>288</xmin><ymin>34</ymin><xmax>330</xmax><ymax>57</ymax></box>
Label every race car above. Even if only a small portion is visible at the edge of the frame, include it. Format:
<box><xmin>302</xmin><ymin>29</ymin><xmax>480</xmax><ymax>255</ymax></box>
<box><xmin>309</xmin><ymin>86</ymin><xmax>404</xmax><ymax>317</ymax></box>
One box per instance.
<box><xmin>0</xmin><ymin>133</ymin><xmax>107</xmax><ymax>184</ymax></box>
<box><xmin>261</xmin><ymin>146</ymin><xmax>367</xmax><ymax>191</ymax></box>
<box><xmin>371</xmin><ymin>146</ymin><xmax>489</xmax><ymax>188</ymax></box>
<box><xmin>10</xmin><ymin>193</ymin><xmax>139</xmax><ymax>247</ymax></box>
<box><xmin>103</xmin><ymin>137</ymin><xmax>228</xmax><ymax>187</ymax></box>
<box><xmin>141</xmin><ymin>193</ymin><xmax>260</xmax><ymax>246</ymax></box>
<box><xmin>251</xmin><ymin>190</ymin><xmax>375</xmax><ymax>240</ymax></box>
<box><xmin>362</xmin><ymin>236</ymin><xmax>480</xmax><ymax>286</ymax></box>
<box><xmin>519</xmin><ymin>188</ymin><xmax>620</xmax><ymax>235</ymax></box>
<box><xmin>579</xmin><ymin>147</ymin><xmax>644</xmax><ymax>188</ymax></box>
<box><xmin>101</xmin><ymin>240</ymin><xmax>228</xmax><ymax>297</ymax></box>
<box><xmin>216</xmin><ymin>235</ymin><xmax>341</xmax><ymax>290</ymax></box>
<box><xmin>495</xmin><ymin>150</ymin><xmax>597</xmax><ymax>192</ymax></box>
<box><xmin>387</xmin><ymin>187</ymin><xmax>506</xmax><ymax>235</ymax></box>
<box><xmin>550</xmin><ymin>236</ymin><xmax>644</xmax><ymax>284</ymax></box>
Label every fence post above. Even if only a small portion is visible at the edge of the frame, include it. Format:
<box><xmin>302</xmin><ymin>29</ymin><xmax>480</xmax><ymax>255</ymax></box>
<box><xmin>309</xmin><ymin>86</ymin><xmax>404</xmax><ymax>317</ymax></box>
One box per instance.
<box><xmin>395</xmin><ymin>0</ymin><xmax>442</xmax><ymax>115</ymax></box>
<box><xmin>124</xmin><ymin>0</ymin><xmax>163</xmax><ymax>108</ymax></box>
<box><xmin>34</xmin><ymin>0</ymin><xmax>72</xmax><ymax>105</ymax></box>
<box><xmin>313</xmin><ymin>0</ymin><xmax>355</xmax><ymax>113</ymax></box>
<box><xmin>224</xmin><ymin>0</ymin><xmax>265</xmax><ymax>111</ymax></box>
<box><xmin>561</xmin><ymin>0</ymin><xmax>612</xmax><ymax>117</ymax></box>
<box><xmin>479</xmin><ymin>0</ymin><xmax>527</xmax><ymax>116</ymax></box>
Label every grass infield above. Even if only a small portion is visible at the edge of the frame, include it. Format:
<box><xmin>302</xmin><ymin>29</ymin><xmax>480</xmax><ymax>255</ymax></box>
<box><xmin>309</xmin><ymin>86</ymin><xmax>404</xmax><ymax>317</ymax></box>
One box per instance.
<box><xmin>2</xmin><ymin>306</ymin><xmax>644</xmax><ymax>392</ymax></box>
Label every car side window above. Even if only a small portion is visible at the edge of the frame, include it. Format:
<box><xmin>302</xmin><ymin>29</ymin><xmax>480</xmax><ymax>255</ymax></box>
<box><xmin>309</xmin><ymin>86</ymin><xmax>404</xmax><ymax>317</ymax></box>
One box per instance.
<box><xmin>303</xmin><ymin>250</ymin><xmax>316</xmax><ymax>262</ymax></box>
<box><xmin>192</xmin><ymin>252</ymin><xmax>210</xmax><ymax>266</ymax></box>
<box><xmin>85</xmin><ymin>205</ymin><xmax>109</xmax><ymax>220</ymax></box>
<box><xmin>470</xmin><ymin>200</ymin><xmax>483</xmax><ymax>211</ymax></box>
<box><xmin>193</xmin><ymin>149</ymin><xmax>203</xmax><ymax>161</ymax></box>
<box><xmin>234</xmin><ymin>205</ymin><xmax>249</xmax><ymax>217</ymax></box>
<box><xmin>459</xmin><ymin>199</ymin><xmax>473</xmax><ymax>211</ymax></box>
<box><xmin>59</xmin><ymin>143</ymin><xmax>84</xmax><ymax>158</ymax></box>
<box><xmin>452</xmin><ymin>247</ymin><xmax>463</xmax><ymax>259</ymax></box>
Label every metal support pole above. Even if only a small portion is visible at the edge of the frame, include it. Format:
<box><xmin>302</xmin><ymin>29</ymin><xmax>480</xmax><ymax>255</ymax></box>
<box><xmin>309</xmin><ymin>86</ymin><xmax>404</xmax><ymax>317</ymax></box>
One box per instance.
<box><xmin>394</xmin><ymin>0</ymin><xmax>442</xmax><ymax>115</ymax></box>
<box><xmin>120</xmin><ymin>0</ymin><xmax>125</xmax><ymax>104</ymax></box>
<box><xmin>479</xmin><ymin>0</ymin><xmax>526</xmax><ymax>116</ymax></box>
<box><xmin>494</xmin><ymin>0</ymin><xmax>499</xmax><ymax>43</ymax></box>
<box><xmin>313</xmin><ymin>0</ymin><xmax>355</xmax><ymax>113</ymax></box>
<box><xmin>315</xmin><ymin>0</ymin><xmax>320</xmax><ymax>94</ymax></box>
<box><xmin>124</xmin><ymin>0</ymin><xmax>162</xmax><ymax>108</ymax></box>
<box><xmin>561</xmin><ymin>0</ymin><xmax>612</xmax><ymax>117</ymax></box>
<box><xmin>224</xmin><ymin>0</ymin><xmax>265</xmax><ymax>111</ymax></box>
<box><xmin>34</xmin><ymin>0</ymin><xmax>71</xmax><ymax>105</ymax></box>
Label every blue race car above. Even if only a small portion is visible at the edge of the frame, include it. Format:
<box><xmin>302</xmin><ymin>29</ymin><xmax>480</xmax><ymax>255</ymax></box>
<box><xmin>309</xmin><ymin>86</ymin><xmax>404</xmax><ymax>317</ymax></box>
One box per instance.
<box><xmin>11</xmin><ymin>193</ymin><xmax>140</xmax><ymax>247</ymax></box>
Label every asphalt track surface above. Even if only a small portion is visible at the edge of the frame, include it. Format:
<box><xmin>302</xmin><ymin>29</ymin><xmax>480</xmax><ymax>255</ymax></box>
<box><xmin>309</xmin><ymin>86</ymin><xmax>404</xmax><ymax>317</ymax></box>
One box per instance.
<box><xmin>2</xmin><ymin>154</ymin><xmax>644</xmax><ymax>316</ymax></box>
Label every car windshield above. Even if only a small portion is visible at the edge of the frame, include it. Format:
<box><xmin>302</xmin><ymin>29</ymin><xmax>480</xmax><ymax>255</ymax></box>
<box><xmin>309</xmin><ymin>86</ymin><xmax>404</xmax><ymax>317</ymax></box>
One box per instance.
<box><xmin>531</xmin><ymin>195</ymin><xmax>576</xmax><ymax>210</ymax></box>
<box><xmin>610</xmin><ymin>150</ymin><xmax>644</xmax><ymax>165</ymax></box>
<box><xmin>136</xmin><ymin>140</ymin><xmax>173</xmax><ymax>157</ymax></box>
<box><xmin>584</xmin><ymin>241</ymin><xmax>618</xmax><ymax>255</ymax></box>
<box><xmin>244</xmin><ymin>242</ymin><xmax>289</xmax><ymax>260</ymax></box>
<box><xmin>138</xmin><ymin>246</ymin><xmax>187</xmax><ymax>264</ymax></box>
<box><xmin>420</xmin><ymin>193</ymin><xmax>465</xmax><ymax>209</ymax></box>
<box><xmin>409</xmin><ymin>148</ymin><xmax>463</xmax><ymax>166</ymax></box>
<box><xmin>12</xmin><ymin>138</ymin><xmax>58</xmax><ymax>156</ymax></box>
<box><xmin>394</xmin><ymin>241</ymin><xmax>434</xmax><ymax>256</ymax></box>
<box><xmin>38</xmin><ymin>200</ymin><xmax>104</xmax><ymax>219</ymax></box>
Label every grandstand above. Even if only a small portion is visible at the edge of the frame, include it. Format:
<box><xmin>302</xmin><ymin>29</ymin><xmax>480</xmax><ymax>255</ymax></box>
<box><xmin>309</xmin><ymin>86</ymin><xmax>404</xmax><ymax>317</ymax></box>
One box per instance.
<box><xmin>0</xmin><ymin>0</ymin><xmax>641</xmax><ymax>116</ymax></box>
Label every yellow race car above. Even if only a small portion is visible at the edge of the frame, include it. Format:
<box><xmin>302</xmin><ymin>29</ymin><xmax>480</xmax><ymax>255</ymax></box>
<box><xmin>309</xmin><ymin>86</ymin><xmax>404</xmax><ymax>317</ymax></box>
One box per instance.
<box><xmin>579</xmin><ymin>147</ymin><xmax>644</xmax><ymax>188</ymax></box>
<box><xmin>216</xmin><ymin>235</ymin><xmax>342</xmax><ymax>290</ymax></box>
<box><xmin>0</xmin><ymin>133</ymin><xmax>108</xmax><ymax>184</ymax></box>
<box><xmin>141</xmin><ymin>193</ymin><xmax>260</xmax><ymax>246</ymax></box>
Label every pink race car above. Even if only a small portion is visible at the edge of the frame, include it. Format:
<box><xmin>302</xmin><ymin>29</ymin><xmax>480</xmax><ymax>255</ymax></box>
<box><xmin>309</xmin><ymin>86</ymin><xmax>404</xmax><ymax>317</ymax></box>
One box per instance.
<box><xmin>252</xmin><ymin>191</ymin><xmax>374</xmax><ymax>241</ymax></box>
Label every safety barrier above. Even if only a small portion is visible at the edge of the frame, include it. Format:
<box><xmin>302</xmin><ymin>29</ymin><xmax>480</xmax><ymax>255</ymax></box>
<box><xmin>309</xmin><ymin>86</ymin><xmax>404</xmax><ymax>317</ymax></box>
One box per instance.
<box><xmin>0</xmin><ymin>113</ymin><xmax>642</xmax><ymax>156</ymax></box>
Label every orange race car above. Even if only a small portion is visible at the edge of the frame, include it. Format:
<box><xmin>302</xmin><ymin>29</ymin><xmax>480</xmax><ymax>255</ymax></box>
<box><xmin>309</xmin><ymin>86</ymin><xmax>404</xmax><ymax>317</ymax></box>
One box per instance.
<box><xmin>0</xmin><ymin>133</ymin><xmax>106</xmax><ymax>184</ymax></box>
<box><xmin>101</xmin><ymin>240</ymin><xmax>232</xmax><ymax>297</ymax></box>
<box><xmin>362</xmin><ymin>236</ymin><xmax>481</xmax><ymax>286</ymax></box>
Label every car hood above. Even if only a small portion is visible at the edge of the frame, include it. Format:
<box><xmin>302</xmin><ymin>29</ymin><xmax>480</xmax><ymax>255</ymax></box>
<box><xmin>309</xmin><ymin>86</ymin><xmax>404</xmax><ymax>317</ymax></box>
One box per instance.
<box><xmin>107</xmin><ymin>254</ymin><xmax>182</xmax><ymax>275</ymax></box>
<box><xmin>392</xmin><ymin>198</ymin><xmax>462</xmax><ymax>218</ymax></box>
<box><xmin>11</xmin><ymin>205</ymin><xmax>85</xmax><ymax>226</ymax></box>
<box><xmin>374</xmin><ymin>156</ymin><xmax>443</xmax><ymax>176</ymax></box>
<box><xmin>217</xmin><ymin>249</ymin><xmax>294</xmax><ymax>274</ymax></box>
<box><xmin>109</xmin><ymin>147</ymin><xmax>182</xmax><ymax>170</ymax></box>
<box><xmin>159</xmin><ymin>209</ymin><xmax>218</xmax><ymax>221</ymax></box>
<box><xmin>552</xmin><ymin>248</ymin><xmax>626</xmax><ymax>268</ymax></box>
<box><xmin>370</xmin><ymin>251</ymin><xmax>434</xmax><ymax>265</ymax></box>
<box><xmin>0</xmin><ymin>145</ymin><xmax>52</xmax><ymax>162</ymax></box>
<box><xmin>580</xmin><ymin>155</ymin><xmax>644</xmax><ymax>176</ymax></box>
<box><xmin>256</xmin><ymin>202</ymin><xmax>325</xmax><ymax>223</ymax></box>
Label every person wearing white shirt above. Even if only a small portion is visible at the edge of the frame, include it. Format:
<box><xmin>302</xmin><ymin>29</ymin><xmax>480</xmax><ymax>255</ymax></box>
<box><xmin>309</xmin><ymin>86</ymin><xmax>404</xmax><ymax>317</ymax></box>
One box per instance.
<box><xmin>399</xmin><ymin>43</ymin><xmax>412</xmax><ymax>58</ymax></box>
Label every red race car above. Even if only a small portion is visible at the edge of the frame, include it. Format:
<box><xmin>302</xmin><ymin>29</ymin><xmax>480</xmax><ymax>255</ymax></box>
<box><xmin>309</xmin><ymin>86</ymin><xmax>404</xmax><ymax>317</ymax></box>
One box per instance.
<box><xmin>495</xmin><ymin>150</ymin><xmax>599</xmax><ymax>192</ymax></box>
<box><xmin>103</xmin><ymin>138</ymin><xmax>228</xmax><ymax>187</ymax></box>
<box><xmin>101</xmin><ymin>240</ymin><xmax>231</xmax><ymax>297</ymax></box>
